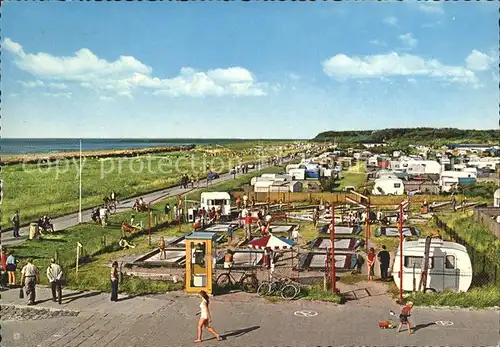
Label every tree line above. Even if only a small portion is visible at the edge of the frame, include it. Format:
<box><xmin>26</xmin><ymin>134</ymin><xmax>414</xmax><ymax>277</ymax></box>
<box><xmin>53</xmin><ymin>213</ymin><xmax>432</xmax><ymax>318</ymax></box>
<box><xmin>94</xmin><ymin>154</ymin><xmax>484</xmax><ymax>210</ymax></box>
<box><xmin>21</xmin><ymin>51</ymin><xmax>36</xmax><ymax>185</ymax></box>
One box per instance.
<box><xmin>313</xmin><ymin>127</ymin><xmax>500</xmax><ymax>144</ymax></box>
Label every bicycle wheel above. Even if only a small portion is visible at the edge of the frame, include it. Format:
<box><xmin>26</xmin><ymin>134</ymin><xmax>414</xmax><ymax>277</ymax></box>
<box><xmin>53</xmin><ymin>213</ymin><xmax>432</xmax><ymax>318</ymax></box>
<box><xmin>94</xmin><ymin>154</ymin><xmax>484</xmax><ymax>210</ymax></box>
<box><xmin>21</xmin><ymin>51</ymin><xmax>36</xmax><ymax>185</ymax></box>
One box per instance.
<box><xmin>216</xmin><ymin>273</ymin><xmax>232</xmax><ymax>288</ymax></box>
<box><xmin>280</xmin><ymin>284</ymin><xmax>300</xmax><ymax>300</ymax></box>
<box><xmin>257</xmin><ymin>281</ymin><xmax>271</xmax><ymax>296</ymax></box>
<box><xmin>240</xmin><ymin>275</ymin><xmax>258</xmax><ymax>293</ymax></box>
<box><xmin>267</xmin><ymin>281</ymin><xmax>280</xmax><ymax>296</ymax></box>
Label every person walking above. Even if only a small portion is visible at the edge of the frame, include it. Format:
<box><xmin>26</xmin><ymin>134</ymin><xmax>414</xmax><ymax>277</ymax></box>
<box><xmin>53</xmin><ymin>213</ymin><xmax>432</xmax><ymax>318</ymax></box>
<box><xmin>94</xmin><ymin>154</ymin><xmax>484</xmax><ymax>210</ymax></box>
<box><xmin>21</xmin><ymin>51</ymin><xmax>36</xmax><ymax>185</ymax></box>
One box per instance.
<box><xmin>46</xmin><ymin>259</ymin><xmax>63</xmax><ymax>304</ymax></box>
<box><xmin>158</xmin><ymin>236</ymin><xmax>167</xmax><ymax>260</ymax></box>
<box><xmin>244</xmin><ymin>213</ymin><xmax>252</xmax><ymax>240</ymax></box>
<box><xmin>354</xmin><ymin>249</ymin><xmax>365</xmax><ymax>274</ymax></box>
<box><xmin>11</xmin><ymin>210</ymin><xmax>20</xmax><ymax>238</ymax></box>
<box><xmin>6</xmin><ymin>252</ymin><xmax>17</xmax><ymax>286</ymax></box>
<box><xmin>21</xmin><ymin>259</ymin><xmax>40</xmax><ymax>305</ymax></box>
<box><xmin>397</xmin><ymin>301</ymin><xmax>414</xmax><ymax>335</ymax></box>
<box><xmin>377</xmin><ymin>245</ymin><xmax>391</xmax><ymax>281</ymax></box>
<box><xmin>110</xmin><ymin>261</ymin><xmax>119</xmax><ymax>302</ymax></box>
<box><xmin>194</xmin><ymin>290</ymin><xmax>222</xmax><ymax>343</ymax></box>
<box><xmin>367</xmin><ymin>248</ymin><xmax>376</xmax><ymax>281</ymax></box>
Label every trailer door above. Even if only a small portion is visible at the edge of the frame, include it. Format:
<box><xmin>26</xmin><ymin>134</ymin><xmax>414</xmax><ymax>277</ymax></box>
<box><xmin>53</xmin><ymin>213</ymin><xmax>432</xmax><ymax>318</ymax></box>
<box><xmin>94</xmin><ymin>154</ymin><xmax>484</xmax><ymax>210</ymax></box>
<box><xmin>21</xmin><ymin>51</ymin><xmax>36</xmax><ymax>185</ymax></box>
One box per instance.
<box><xmin>443</xmin><ymin>253</ymin><xmax>459</xmax><ymax>292</ymax></box>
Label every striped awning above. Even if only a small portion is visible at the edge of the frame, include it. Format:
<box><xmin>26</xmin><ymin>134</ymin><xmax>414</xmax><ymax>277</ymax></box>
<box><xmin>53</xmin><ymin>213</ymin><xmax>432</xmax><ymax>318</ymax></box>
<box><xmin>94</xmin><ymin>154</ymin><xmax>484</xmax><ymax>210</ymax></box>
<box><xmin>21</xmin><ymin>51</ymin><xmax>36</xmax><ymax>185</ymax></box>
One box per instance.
<box><xmin>248</xmin><ymin>234</ymin><xmax>295</xmax><ymax>250</ymax></box>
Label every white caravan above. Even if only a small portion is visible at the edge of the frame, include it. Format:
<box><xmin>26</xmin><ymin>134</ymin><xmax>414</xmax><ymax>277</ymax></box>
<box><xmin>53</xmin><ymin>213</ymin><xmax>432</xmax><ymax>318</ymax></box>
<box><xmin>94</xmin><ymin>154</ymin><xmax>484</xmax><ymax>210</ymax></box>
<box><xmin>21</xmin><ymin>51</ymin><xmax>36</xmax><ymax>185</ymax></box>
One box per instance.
<box><xmin>440</xmin><ymin>171</ymin><xmax>477</xmax><ymax>192</ymax></box>
<box><xmin>372</xmin><ymin>177</ymin><xmax>405</xmax><ymax>195</ymax></box>
<box><xmin>392</xmin><ymin>238</ymin><xmax>472</xmax><ymax>293</ymax></box>
<box><xmin>200</xmin><ymin>192</ymin><xmax>231</xmax><ymax>216</ymax></box>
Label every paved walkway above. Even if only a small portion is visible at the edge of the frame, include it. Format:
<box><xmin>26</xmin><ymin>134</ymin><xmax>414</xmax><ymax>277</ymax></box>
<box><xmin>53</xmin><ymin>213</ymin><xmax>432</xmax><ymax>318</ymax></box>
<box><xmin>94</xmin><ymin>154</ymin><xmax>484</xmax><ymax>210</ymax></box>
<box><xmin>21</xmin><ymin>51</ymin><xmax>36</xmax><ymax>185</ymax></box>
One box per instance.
<box><xmin>1</xmin><ymin>287</ymin><xmax>499</xmax><ymax>347</ymax></box>
<box><xmin>1</xmin><ymin>163</ymin><xmax>276</xmax><ymax>248</ymax></box>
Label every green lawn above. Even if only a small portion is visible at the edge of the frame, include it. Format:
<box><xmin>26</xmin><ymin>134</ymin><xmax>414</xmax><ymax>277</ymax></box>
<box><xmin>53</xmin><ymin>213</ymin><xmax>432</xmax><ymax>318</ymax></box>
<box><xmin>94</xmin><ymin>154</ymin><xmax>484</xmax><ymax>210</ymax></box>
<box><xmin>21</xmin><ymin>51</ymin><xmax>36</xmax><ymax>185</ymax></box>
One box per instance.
<box><xmin>3</xmin><ymin>164</ymin><xmax>288</xmax><ymax>292</ymax></box>
<box><xmin>3</xmin><ymin>142</ymin><xmax>299</xmax><ymax>227</ymax></box>
<box><xmin>336</xmin><ymin>162</ymin><xmax>367</xmax><ymax>191</ymax></box>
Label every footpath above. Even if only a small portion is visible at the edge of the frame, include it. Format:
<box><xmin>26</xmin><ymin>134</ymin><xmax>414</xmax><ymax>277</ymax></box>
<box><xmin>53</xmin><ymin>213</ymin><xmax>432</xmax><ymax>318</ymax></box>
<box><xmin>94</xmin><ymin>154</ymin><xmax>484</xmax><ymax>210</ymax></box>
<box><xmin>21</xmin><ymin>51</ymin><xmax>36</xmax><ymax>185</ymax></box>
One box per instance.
<box><xmin>0</xmin><ymin>163</ymin><xmax>275</xmax><ymax>248</ymax></box>
<box><xmin>1</xmin><ymin>286</ymin><xmax>499</xmax><ymax>347</ymax></box>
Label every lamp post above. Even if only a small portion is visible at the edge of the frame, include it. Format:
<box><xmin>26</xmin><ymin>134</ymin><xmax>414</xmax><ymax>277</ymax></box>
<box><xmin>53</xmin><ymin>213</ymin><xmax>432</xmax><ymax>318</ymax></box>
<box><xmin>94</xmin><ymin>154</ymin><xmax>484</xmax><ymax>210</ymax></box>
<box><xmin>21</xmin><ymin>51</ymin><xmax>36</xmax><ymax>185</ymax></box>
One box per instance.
<box><xmin>78</xmin><ymin>139</ymin><xmax>82</xmax><ymax>224</ymax></box>
<box><xmin>331</xmin><ymin>204</ymin><xmax>336</xmax><ymax>293</ymax></box>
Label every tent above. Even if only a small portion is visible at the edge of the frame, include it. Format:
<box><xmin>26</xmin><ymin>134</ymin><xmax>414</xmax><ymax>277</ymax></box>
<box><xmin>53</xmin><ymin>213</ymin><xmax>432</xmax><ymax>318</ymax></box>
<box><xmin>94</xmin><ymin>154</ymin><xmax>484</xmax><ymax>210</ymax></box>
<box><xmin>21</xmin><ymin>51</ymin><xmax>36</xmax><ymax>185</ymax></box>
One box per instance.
<box><xmin>248</xmin><ymin>234</ymin><xmax>295</xmax><ymax>250</ymax></box>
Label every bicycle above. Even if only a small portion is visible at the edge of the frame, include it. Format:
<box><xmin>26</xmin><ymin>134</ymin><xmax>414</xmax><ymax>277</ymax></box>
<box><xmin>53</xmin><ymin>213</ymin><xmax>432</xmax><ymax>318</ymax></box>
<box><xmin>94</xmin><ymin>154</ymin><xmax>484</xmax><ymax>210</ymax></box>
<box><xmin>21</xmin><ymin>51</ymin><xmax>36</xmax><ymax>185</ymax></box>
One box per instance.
<box><xmin>216</xmin><ymin>269</ymin><xmax>258</xmax><ymax>293</ymax></box>
<box><xmin>257</xmin><ymin>277</ymin><xmax>300</xmax><ymax>300</ymax></box>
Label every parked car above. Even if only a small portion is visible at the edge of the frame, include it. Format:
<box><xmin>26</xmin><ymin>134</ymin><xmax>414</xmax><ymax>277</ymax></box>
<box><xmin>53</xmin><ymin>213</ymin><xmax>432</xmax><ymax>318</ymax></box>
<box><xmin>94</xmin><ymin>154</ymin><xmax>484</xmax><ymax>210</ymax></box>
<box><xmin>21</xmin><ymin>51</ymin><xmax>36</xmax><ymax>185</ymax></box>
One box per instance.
<box><xmin>207</xmin><ymin>172</ymin><xmax>219</xmax><ymax>181</ymax></box>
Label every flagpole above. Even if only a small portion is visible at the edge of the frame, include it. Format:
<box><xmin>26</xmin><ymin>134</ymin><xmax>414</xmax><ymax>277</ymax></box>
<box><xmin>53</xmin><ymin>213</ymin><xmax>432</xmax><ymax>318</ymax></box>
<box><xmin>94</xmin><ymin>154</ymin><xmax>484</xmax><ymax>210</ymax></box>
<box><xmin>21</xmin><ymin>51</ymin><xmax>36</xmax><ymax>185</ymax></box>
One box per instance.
<box><xmin>78</xmin><ymin>139</ymin><xmax>82</xmax><ymax>223</ymax></box>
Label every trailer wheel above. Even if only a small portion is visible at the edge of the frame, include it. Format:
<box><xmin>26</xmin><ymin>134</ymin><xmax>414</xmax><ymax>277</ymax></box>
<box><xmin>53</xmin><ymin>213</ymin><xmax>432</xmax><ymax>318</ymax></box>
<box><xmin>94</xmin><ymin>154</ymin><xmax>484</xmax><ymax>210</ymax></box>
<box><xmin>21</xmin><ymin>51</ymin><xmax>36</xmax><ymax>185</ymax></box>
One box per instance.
<box><xmin>425</xmin><ymin>288</ymin><xmax>436</xmax><ymax>294</ymax></box>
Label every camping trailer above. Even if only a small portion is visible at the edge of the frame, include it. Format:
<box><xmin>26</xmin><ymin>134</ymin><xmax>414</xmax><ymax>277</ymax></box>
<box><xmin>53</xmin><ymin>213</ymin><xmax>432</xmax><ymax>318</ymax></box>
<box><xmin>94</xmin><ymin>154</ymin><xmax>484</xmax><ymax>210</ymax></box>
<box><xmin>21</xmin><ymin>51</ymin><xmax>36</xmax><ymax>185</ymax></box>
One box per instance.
<box><xmin>392</xmin><ymin>238</ymin><xmax>472</xmax><ymax>293</ymax></box>
<box><xmin>494</xmin><ymin>189</ymin><xmax>500</xmax><ymax>207</ymax></box>
<box><xmin>372</xmin><ymin>177</ymin><xmax>405</xmax><ymax>195</ymax></box>
<box><xmin>288</xmin><ymin>168</ymin><xmax>306</xmax><ymax>180</ymax></box>
<box><xmin>200</xmin><ymin>192</ymin><xmax>231</xmax><ymax>216</ymax></box>
<box><xmin>440</xmin><ymin>171</ymin><xmax>477</xmax><ymax>192</ymax></box>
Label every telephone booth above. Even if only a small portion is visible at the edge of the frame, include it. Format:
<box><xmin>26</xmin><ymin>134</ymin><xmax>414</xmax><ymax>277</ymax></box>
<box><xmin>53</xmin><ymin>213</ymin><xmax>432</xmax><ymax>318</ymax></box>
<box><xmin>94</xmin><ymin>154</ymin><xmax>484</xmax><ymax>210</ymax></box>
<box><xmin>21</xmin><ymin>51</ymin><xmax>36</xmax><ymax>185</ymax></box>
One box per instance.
<box><xmin>185</xmin><ymin>232</ymin><xmax>217</xmax><ymax>295</ymax></box>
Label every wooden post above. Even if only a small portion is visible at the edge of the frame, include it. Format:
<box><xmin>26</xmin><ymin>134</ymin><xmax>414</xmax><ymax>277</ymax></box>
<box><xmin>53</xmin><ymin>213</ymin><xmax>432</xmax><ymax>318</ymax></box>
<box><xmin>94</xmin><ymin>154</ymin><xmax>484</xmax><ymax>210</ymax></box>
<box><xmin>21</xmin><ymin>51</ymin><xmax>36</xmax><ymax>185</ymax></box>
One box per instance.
<box><xmin>148</xmin><ymin>203</ymin><xmax>151</xmax><ymax>246</ymax></box>
<box><xmin>76</xmin><ymin>242</ymin><xmax>82</xmax><ymax>277</ymax></box>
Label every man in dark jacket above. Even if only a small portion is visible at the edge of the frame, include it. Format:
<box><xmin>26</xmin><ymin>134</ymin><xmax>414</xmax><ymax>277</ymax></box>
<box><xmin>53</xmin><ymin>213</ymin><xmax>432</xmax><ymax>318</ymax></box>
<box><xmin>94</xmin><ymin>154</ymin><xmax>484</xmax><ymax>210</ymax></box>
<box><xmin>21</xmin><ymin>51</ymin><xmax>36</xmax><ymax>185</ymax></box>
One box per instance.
<box><xmin>377</xmin><ymin>245</ymin><xmax>391</xmax><ymax>280</ymax></box>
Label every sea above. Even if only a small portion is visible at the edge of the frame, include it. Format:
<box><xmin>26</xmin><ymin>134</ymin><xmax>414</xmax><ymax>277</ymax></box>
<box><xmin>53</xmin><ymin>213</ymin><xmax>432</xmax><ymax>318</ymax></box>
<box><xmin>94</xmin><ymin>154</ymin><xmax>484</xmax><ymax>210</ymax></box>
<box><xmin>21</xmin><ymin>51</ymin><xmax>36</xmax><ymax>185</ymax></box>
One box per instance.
<box><xmin>0</xmin><ymin>138</ymin><xmax>284</xmax><ymax>155</ymax></box>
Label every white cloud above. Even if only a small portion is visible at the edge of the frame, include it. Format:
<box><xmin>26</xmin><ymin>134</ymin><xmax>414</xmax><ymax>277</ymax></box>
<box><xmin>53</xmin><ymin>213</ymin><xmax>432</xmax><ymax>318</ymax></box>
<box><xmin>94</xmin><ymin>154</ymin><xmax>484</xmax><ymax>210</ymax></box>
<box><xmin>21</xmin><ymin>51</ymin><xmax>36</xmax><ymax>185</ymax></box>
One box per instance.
<box><xmin>399</xmin><ymin>33</ymin><xmax>418</xmax><ymax>48</ymax></box>
<box><xmin>419</xmin><ymin>3</ymin><xmax>445</xmax><ymax>15</ymax></box>
<box><xmin>287</xmin><ymin>73</ymin><xmax>301</xmax><ymax>80</ymax></box>
<box><xmin>407</xmin><ymin>78</ymin><xmax>417</xmax><ymax>84</ymax></box>
<box><xmin>321</xmin><ymin>52</ymin><xmax>479</xmax><ymax>86</ymax></box>
<box><xmin>369</xmin><ymin>39</ymin><xmax>387</xmax><ymax>47</ymax></box>
<box><xmin>466</xmin><ymin>50</ymin><xmax>495</xmax><ymax>71</ymax></box>
<box><xmin>99</xmin><ymin>96</ymin><xmax>115</xmax><ymax>102</ymax></box>
<box><xmin>383</xmin><ymin>16</ymin><xmax>398</xmax><ymax>26</ymax></box>
<box><xmin>43</xmin><ymin>92</ymin><xmax>72</xmax><ymax>98</ymax></box>
<box><xmin>19</xmin><ymin>80</ymin><xmax>45</xmax><ymax>88</ymax></box>
<box><xmin>19</xmin><ymin>80</ymin><xmax>68</xmax><ymax>90</ymax></box>
<box><xmin>3</xmin><ymin>38</ymin><xmax>266</xmax><ymax>98</ymax></box>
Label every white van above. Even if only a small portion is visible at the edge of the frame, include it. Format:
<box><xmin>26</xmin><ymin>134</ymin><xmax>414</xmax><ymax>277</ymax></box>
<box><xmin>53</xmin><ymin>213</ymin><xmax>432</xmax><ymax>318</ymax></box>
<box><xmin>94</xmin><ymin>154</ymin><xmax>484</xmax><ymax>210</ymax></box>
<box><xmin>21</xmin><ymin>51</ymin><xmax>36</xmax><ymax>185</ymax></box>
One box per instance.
<box><xmin>200</xmin><ymin>192</ymin><xmax>231</xmax><ymax>216</ymax></box>
<box><xmin>392</xmin><ymin>238</ymin><xmax>472</xmax><ymax>293</ymax></box>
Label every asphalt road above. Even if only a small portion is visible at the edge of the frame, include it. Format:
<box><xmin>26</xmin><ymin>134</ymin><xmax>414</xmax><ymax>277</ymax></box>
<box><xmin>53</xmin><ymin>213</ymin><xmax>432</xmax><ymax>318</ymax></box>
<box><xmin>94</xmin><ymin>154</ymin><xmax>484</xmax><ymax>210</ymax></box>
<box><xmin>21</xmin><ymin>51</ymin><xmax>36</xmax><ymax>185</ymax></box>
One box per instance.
<box><xmin>0</xmin><ymin>162</ymin><xmax>283</xmax><ymax>248</ymax></box>
<box><xmin>2</xmin><ymin>287</ymin><xmax>499</xmax><ymax>347</ymax></box>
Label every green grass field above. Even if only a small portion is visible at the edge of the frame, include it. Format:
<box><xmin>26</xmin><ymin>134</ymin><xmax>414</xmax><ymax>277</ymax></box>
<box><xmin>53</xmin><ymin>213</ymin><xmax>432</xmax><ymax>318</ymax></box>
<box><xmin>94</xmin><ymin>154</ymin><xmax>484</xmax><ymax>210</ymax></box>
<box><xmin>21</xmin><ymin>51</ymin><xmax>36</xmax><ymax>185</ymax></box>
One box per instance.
<box><xmin>3</xmin><ymin>164</ymin><xmax>287</xmax><ymax>291</ymax></box>
<box><xmin>2</xmin><ymin>142</ymin><xmax>298</xmax><ymax>227</ymax></box>
<box><xmin>336</xmin><ymin>161</ymin><xmax>367</xmax><ymax>191</ymax></box>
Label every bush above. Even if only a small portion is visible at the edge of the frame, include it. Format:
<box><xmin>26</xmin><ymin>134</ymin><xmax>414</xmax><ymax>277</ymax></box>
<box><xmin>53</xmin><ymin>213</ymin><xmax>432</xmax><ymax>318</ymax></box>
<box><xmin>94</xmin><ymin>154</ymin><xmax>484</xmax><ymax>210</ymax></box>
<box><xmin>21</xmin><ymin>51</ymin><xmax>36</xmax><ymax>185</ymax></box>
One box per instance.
<box><xmin>406</xmin><ymin>285</ymin><xmax>500</xmax><ymax>309</ymax></box>
<box><xmin>301</xmin><ymin>285</ymin><xmax>344</xmax><ymax>304</ymax></box>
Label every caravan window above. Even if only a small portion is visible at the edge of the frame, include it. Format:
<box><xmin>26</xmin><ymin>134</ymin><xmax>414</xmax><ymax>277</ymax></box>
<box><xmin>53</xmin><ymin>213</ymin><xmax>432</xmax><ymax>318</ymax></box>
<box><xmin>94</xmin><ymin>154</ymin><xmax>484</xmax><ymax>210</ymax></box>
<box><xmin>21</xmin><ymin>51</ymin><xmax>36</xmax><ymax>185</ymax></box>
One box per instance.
<box><xmin>445</xmin><ymin>255</ymin><xmax>456</xmax><ymax>269</ymax></box>
<box><xmin>209</xmin><ymin>199</ymin><xmax>227</xmax><ymax>206</ymax></box>
<box><xmin>404</xmin><ymin>256</ymin><xmax>434</xmax><ymax>269</ymax></box>
<box><xmin>394</xmin><ymin>183</ymin><xmax>401</xmax><ymax>188</ymax></box>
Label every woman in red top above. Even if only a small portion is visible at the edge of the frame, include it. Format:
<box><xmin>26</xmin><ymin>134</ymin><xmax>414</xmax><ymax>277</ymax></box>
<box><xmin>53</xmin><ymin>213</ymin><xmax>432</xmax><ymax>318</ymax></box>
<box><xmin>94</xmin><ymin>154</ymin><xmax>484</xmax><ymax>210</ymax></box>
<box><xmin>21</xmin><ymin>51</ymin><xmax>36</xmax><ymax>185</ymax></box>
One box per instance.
<box><xmin>1</xmin><ymin>248</ymin><xmax>7</xmax><ymax>271</ymax></box>
<box><xmin>367</xmin><ymin>247</ymin><xmax>376</xmax><ymax>281</ymax></box>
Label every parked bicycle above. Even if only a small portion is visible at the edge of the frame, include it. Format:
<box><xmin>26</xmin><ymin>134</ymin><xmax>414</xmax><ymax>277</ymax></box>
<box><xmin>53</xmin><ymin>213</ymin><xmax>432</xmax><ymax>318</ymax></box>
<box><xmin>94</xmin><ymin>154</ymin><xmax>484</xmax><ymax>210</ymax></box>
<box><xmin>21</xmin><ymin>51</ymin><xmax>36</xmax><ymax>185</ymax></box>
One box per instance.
<box><xmin>257</xmin><ymin>277</ymin><xmax>300</xmax><ymax>300</ymax></box>
<box><xmin>216</xmin><ymin>269</ymin><xmax>258</xmax><ymax>293</ymax></box>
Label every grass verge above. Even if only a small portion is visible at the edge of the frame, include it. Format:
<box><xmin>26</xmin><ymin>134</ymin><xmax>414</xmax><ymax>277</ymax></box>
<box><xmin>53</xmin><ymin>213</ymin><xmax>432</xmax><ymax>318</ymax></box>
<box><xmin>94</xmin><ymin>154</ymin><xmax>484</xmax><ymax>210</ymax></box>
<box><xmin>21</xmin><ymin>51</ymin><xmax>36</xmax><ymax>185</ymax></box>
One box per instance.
<box><xmin>405</xmin><ymin>285</ymin><xmax>500</xmax><ymax>309</ymax></box>
<box><xmin>301</xmin><ymin>285</ymin><xmax>345</xmax><ymax>303</ymax></box>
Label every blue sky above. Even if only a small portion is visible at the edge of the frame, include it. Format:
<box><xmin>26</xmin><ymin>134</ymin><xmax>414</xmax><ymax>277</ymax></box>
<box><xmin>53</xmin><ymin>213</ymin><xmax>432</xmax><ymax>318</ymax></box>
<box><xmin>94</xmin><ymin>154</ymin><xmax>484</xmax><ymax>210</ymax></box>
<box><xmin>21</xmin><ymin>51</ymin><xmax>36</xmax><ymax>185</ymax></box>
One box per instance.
<box><xmin>2</xmin><ymin>2</ymin><xmax>498</xmax><ymax>139</ymax></box>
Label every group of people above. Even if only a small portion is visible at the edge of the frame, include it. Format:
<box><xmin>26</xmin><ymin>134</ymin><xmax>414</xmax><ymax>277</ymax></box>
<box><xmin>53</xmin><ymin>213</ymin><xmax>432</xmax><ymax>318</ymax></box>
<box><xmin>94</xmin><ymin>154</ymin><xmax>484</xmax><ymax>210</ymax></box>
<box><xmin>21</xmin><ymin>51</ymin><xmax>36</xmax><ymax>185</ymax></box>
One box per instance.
<box><xmin>192</xmin><ymin>205</ymin><xmax>225</xmax><ymax>230</ymax></box>
<box><xmin>37</xmin><ymin>215</ymin><xmax>54</xmax><ymax>233</ymax></box>
<box><xmin>1</xmin><ymin>253</ymin><xmax>64</xmax><ymax>306</ymax></box>
<box><xmin>180</xmin><ymin>174</ymin><xmax>194</xmax><ymax>189</ymax></box>
<box><xmin>354</xmin><ymin>245</ymin><xmax>391</xmax><ymax>281</ymax></box>
<box><xmin>91</xmin><ymin>206</ymin><xmax>110</xmax><ymax>226</ymax></box>
<box><xmin>133</xmin><ymin>197</ymin><xmax>148</xmax><ymax>212</ymax></box>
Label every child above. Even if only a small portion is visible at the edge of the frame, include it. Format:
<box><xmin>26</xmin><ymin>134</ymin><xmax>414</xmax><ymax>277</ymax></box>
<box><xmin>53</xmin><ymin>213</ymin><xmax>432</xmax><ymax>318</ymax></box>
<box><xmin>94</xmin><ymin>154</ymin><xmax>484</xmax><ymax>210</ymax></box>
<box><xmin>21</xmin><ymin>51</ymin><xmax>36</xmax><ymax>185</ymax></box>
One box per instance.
<box><xmin>397</xmin><ymin>302</ymin><xmax>414</xmax><ymax>335</ymax></box>
<box><xmin>158</xmin><ymin>236</ymin><xmax>166</xmax><ymax>260</ymax></box>
<box><xmin>227</xmin><ymin>226</ymin><xmax>233</xmax><ymax>245</ymax></box>
<box><xmin>367</xmin><ymin>248</ymin><xmax>376</xmax><ymax>281</ymax></box>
